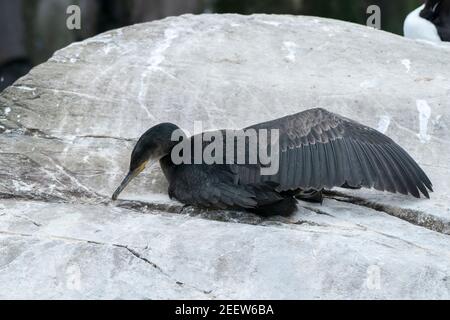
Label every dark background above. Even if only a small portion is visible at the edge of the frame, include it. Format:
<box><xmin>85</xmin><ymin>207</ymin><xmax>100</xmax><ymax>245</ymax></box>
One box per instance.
<box><xmin>0</xmin><ymin>0</ymin><xmax>423</xmax><ymax>92</ymax></box>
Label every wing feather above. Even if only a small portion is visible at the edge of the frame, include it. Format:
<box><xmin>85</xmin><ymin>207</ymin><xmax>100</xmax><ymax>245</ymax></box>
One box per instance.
<box><xmin>239</xmin><ymin>108</ymin><xmax>431</xmax><ymax>198</ymax></box>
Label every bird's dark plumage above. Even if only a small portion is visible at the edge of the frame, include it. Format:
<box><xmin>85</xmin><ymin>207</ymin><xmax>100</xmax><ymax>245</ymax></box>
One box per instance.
<box><xmin>238</xmin><ymin>108</ymin><xmax>433</xmax><ymax>198</ymax></box>
<box><xmin>113</xmin><ymin>108</ymin><xmax>433</xmax><ymax>216</ymax></box>
<box><xmin>421</xmin><ymin>0</ymin><xmax>450</xmax><ymax>41</ymax></box>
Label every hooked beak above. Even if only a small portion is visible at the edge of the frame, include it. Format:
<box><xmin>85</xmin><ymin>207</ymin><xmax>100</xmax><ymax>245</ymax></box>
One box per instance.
<box><xmin>112</xmin><ymin>161</ymin><xmax>148</xmax><ymax>200</ymax></box>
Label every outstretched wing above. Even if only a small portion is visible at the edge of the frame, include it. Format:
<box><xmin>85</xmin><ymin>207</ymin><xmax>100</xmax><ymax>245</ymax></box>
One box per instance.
<box><xmin>237</xmin><ymin>108</ymin><xmax>433</xmax><ymax>198</ymax></box>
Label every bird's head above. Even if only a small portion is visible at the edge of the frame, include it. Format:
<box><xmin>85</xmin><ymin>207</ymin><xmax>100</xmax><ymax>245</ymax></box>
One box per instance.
<box><xmin>112</xmin><ymin>122</ymin><xmax>182</xmax><ymax>200</ymax></box>
<box><xmin>421</xmin><ymin>0</ymin><xmax>442</xmax><ymax>20</ymax></box>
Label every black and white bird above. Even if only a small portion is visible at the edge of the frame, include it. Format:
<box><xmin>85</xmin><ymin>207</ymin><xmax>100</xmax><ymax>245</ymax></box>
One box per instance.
<box><xmin>112</xmin><ymin>108</ymin><xmax>432</xmax><ymax>216</ymax></box>
<box><xmin>404</xmin><ymin>0</ymin><xmax>450</xmax><ymax>42</ymax></box>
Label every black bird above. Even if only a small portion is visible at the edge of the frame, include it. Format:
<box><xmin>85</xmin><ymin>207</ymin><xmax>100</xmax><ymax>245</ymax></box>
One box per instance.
<box><xmin>404</xmin><ymin>0</ymin><xmax>450</xmax><ymax>42</ymax></box>
<box><xmin>112</xmin><ymin>108</ymin><xmax>432</xmax><ymax>216</ymax></box>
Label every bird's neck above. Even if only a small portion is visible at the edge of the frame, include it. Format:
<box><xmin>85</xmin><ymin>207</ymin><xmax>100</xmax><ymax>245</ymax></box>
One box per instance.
<box><xmin>159</xmin><ymin>153</ymin><xmax>177</xmax><ymax>184</ymax></box>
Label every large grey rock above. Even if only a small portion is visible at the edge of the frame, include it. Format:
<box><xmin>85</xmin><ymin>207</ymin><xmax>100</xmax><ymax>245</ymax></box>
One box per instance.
<box><xmin>0</xmin><ymin>14</ymin><xmax>449</xmax><ymax>299</ymax></box>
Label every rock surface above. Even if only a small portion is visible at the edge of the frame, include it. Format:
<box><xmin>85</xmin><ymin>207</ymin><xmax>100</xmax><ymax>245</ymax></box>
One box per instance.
<box><xmin>0</xmin><ymin>14</ymin><xmax>450</xmax><ymax>299</ymax></box>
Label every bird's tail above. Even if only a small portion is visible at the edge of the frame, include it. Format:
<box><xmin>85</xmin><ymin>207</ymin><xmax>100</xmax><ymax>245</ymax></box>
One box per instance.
<box><xmin>245</xmin><ymin>182</ymin><xmax>298</xmax><ymax>217</ymax></box>
<box><xmin>249</xmin><ymin>197</ymin><xmax>298</xmax><ymax>217</ymax></box>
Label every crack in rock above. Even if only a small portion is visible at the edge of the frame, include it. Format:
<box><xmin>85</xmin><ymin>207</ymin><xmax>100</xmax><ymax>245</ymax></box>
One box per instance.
<box><xmin>301</xmin><ymin>205</ymin><xmax>336</xmax><ymax>218</ymax></box>
<box><xmin>112</xmin><ymin>199</ymin><xmax>184</xmax><ymax>215</ymax></box>
<box><xmin>0</xmin><ymin>118</ymin><xmax>134</xmax><ymax>144</ymax></box>
<box><xmin>11</xmin><ymin>214</ymin><xmax>42</xmax><ymax>227</ymax></box>
<box><xmin>0</xmin><ymin>191</ymin><xmax>67</xmax><ymax>202</ymax></box>
<box><xmin>122</xmin><ymin>247</ymin><xmax>214</xmax><ymax>296</ymax></box>
<box><xmin>0</xmin><ymin>118</ymin><xmax>60</xmax><ymax>140</ymax></box>
<box><xmin>354</xmin><ymin>224</ymin><xmax>431</xmax><ymax>252</ymax></box>
<box><xmin>73</xmin><ymin>135</ymin><xmax>136</xmax><ymax>143</ymax></box>
<box><xmin>324</xmin><ymin>190</ymin><xmax>450</xmax><ymax>235</ymax></box>
<box><xmin>0</xmin><ymin>229</ymin><xmax>214</xmax><ymax>297</ymax></box>
<box><xmin>124</xmin><ymin>246</ymin><xmax>165</xmax><ymax>273</ymax></box>
<box><xmin>293</xmin><ymin>220</ymin><xmax>324</xmax><ymax>227</ymax></box>
<box><xmin>3</xmin><ymin>185</ymin><xmax>449</xmax><ymax>236</ymax></box>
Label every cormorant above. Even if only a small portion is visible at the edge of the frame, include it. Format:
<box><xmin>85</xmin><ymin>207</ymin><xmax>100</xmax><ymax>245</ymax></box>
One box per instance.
<box><xmin>404</xmin><ymin>0</ymin><xmax>450</xmax><ymax>42</ymax></box>
<box><xmin>112</xmin><ymin>108</ymin><xmax>432</xmax><ymax>216</ymax></box>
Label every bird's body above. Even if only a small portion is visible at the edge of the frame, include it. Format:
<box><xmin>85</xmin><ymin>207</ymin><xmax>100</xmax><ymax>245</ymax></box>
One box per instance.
<box><xmin>113</xmin><ymin>108</ymin><xmax>433</xmax><ymax>216</ymax></box>
<box><xmin>160</xmin><ymin>154</ymin><xmax>298</xmax><ymax>216</ymax></box>
<box><xmin>404</xmin><ymin>1</ymin><xmax>450</xmax><ymax>42</ymax></box>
